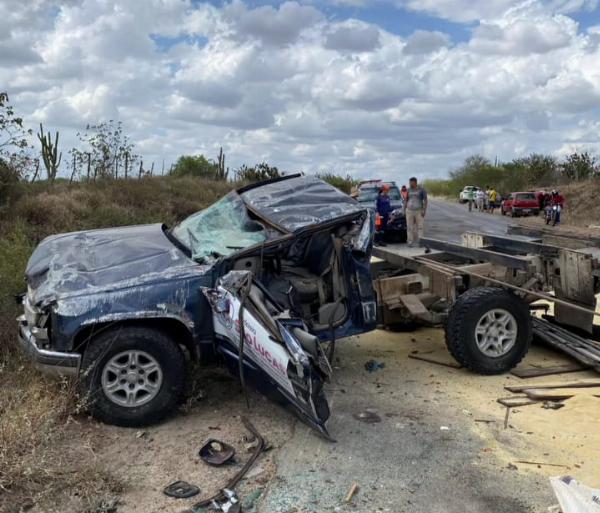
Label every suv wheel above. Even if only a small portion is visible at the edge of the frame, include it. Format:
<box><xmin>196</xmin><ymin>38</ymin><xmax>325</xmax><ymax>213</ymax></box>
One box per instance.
<box><xmin>445</xmin><ymin>287</ymin><xmax>531</xmax><ymax>375</ymax></box>
<box><xmin>81</xmin><ymin>326</ymin><xmax>186</xmax><ymax>426</ymax></box>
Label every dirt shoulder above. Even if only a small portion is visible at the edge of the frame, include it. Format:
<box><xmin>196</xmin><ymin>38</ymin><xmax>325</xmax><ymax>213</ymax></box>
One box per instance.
<box><xmin>16</xmin><ymin>326</ymin><xmax>598</xmax><ymax>513</ymax></box>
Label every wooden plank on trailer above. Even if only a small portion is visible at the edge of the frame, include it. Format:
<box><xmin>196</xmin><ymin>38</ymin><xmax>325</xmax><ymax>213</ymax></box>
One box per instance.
<box><xmin>554</xmin><ymin>249</ymin><xmax>596</xmax><ymax>333</ymax></box>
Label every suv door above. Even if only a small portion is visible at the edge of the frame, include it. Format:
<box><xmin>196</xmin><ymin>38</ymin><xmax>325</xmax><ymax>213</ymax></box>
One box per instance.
<box><xmin>203</xmin><ymin>270</ymin><xmax>333</xmax><ymax>437</ymax></box>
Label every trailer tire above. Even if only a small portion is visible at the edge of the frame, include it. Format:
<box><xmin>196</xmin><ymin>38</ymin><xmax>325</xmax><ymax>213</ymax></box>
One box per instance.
<box><xmin>445</xmin><ymin>287</ymin><xmax>531</xmax><ymax>375</ymax></box>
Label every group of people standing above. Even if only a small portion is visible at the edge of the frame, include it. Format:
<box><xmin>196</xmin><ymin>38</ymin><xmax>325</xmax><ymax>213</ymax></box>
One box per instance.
<box><xmin>466</xmin><ymin>186</ymin><xmax>499</xmax><ymax>213</ymax></box>
<box><xmin>376</xmin><ymin>177</ymin><xmax>428</xmax><ymax>247</ymax></box>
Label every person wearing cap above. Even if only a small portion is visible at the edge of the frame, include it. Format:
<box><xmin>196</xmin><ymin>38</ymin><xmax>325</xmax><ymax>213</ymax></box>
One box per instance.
<box><xmin>376</xmin><ymin>184</ymin><xmax>392</xmax><ymax>242</ymax></box>
<box><xmin>403</xmin><ymin>176</ymin><xmax>428</xmax><ymax>247</ymax></box>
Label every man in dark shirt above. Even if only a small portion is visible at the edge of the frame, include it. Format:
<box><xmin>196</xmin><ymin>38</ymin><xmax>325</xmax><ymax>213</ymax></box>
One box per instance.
<box><xmin>376</xmin><ymin>184</ymin><xmax>392</xmax><ymax>235</ymax></box>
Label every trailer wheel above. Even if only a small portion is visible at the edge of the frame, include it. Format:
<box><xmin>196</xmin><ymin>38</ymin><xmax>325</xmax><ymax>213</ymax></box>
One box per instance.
<box><xmin>445</xmin><ymin>287</ymin><xmax>531</xmax><ymax>375</ymax></box>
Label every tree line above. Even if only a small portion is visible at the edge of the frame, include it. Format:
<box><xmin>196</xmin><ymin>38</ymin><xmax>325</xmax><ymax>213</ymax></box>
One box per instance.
<box><xmin>424</xmin><ymin>152</ymin><xmax>599</xmax><ymax>197</ymax></box>
<box><xmin>0</xmin><ymin>90</ymin><xmax>359</xmax><ymax>202</ymax></box>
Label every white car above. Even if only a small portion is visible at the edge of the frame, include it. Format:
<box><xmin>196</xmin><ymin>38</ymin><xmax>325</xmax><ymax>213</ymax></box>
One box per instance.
<box><xmin>459</xmin><ymin>186</ymin><xmax>480</xmax><ymax>203</ymax></box>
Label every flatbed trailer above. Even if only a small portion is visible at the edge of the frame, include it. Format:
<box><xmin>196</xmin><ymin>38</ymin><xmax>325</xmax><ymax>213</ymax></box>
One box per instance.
<box><xmin>372</xmin><ymin>232</ymin><xmax>600</xmax><ymax>374</ymax></box>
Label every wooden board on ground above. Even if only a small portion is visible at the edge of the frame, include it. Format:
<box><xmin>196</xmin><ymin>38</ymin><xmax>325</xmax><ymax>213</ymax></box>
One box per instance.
<box><xmin>511</xmin><ymin>363</ymin><xmax>590</xmax><ymax>379</ymax></box>
<box><xmin>408</xmin><ymin>353</ymin><xmax>462</xmax><ymax>369</ymax></box>
<box><xmin>505</xmin><ymin>379</ymin><xmax>600</xmax><ymax>393</ymax></box>
<box><xmin>497</xmin><ymin>396</ymin><xmax>540</xmax><ymax>407</ymax></box>
<box><xmin>522</xmin><ymin>388</ymin><xmax>600</xmax><ymax>401</ymax></box>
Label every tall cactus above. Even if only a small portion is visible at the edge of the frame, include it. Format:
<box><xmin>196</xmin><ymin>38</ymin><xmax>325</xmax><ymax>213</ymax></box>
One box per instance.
<box><xmin>37</xmin><ymin>123</ymin><xmax>62</xmax><ymax>183</ymax></box>
<box><xmin>216</xmin><ymin>147</ymin><xmax>228</xmax><ymax>181</ymax></box>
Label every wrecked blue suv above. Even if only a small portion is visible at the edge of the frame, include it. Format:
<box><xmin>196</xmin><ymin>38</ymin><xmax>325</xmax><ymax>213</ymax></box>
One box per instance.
<box><xmin>17</xmin><ymin>175</ymin><xmax>376</xmax><ymax>435</ymax></box>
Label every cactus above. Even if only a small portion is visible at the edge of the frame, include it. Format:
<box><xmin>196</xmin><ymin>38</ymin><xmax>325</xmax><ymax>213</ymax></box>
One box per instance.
<box><xmin>37</xmin><ymin>123</ymin><xmax>62</xmax><ymax>183</ymax></box>
<box><xmin>215</xmin><ymin>147</ymin><xmax>228</xmax><ymax>181</ymax></box>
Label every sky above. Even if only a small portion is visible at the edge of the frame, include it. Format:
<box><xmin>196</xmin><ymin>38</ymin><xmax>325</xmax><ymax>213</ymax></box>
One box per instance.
<box><xmin>2</xmin><ymin>0</ymin><xmax>600</xmax><ymax>183</ymax></box>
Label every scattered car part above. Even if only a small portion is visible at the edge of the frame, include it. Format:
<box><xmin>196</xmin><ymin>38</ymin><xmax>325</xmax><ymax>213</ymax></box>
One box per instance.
<box><xmin>163</xmin><ymin>481</ymin><xmax>200</xmax><ymax>499</ymax></box>
<box><xmin>210</xmin><ymin>489</ymin><xmax>241</xmax><ymax>513</ymax></box>
<box><xmin>190</xmin><ymin>417</ymin><xmax>266</xmax><ymax>511</ymax></box>
<box><xmin>353</xmin><ymin>410</ymin><xmax>381</xmax><ymax>423</ymax></box>
<box><xmin>199</xmin><ymin>439</ymin><xmax>236</xmax><ymax>466</ymax></box>
<box><xmin>364</xmin><ymin>359</ymin><xmax>385</xmax><ymax>372</ymax></box>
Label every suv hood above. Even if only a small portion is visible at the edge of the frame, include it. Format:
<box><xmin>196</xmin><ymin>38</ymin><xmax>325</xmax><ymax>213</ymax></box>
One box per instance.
<box><xmin>26</xmin><ymin>224</ymin><xmax>198</xmax><ymax>305</ymax></box>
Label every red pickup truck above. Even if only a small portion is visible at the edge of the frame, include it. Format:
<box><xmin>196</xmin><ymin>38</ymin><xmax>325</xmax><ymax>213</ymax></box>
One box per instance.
<box><xmin>501</xmin><ymin>192</ymin><xmax>539</xmax><ymax>217</ymax></box>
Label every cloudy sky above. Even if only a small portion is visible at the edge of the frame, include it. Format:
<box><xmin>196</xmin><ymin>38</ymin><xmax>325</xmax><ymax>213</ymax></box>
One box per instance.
<box><xmin>2</xmin><ymin>0</ymin><xmax>600</xmax><ymax>182</ymax></box>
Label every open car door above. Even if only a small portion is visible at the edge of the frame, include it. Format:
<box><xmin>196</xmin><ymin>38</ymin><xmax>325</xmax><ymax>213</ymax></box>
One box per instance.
<box><xmin>202</xmin><ymin>271</ymin><xmax>332</xmax><ymax>437</ymax></box>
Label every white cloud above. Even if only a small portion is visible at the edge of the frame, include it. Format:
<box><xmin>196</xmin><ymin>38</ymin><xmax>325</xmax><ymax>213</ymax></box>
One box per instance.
<box><xmin>2</xmin><ymin>0</ymin><xmax>600</xmax><ymax>182</ymax></box>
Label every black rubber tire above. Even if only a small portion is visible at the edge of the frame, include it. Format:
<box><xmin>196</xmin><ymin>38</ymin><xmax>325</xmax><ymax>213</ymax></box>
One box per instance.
<box><xmin>510</xmin><ymin>208</ymin><xmax>518</xmax><ymax>217</ymax></box>
<box><xmin>81</xmin><ymin>326</ymin><xmax>186</xmax><ymax>427</ymax></box>
<box><xmin>445</xmin><ymin>287</ymin><xmax>532</xmax><ymax>375</ymax></box>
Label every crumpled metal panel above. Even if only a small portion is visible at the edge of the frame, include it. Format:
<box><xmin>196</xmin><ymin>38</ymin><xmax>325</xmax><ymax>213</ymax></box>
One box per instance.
<box><xmin>240</xmin><ymin>175</ymin><xmax>366</xmax><ymax>232</ymax></box>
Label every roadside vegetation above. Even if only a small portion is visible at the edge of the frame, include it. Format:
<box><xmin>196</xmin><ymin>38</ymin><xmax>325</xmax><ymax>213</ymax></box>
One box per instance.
<box><xmin>424</xmin><ymin>152</ymin><xmax>599</xmax><ymax>198</ymax></box>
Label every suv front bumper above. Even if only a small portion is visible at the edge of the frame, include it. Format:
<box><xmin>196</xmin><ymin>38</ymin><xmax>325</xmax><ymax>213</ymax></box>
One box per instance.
<box><xmin>17</xmin><ymin>317</ymin><xmax>81</xmax><ymax>376</ymax></box>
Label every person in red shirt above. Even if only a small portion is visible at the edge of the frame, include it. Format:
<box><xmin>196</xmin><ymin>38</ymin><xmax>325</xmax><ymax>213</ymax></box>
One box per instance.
<box><xmin>550</xmin><ymin>190</ymin><xmax>565</xmax><ymax>224</ymax></box>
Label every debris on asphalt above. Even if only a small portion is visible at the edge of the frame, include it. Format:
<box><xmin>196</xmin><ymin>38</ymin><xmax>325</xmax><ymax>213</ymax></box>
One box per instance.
<box><xmin>191</xmin><ymin>417</ymin><xmax>266</xmax><ymax>511</ymax></box>
<box><xmin>408</xmin><ymin>353</ymin><xmax>462</xmax><ymax>369</ymax></box>
<box><xmin>515</xmin><ymin>460</ymin><xmax>569</xmax><ymax>469</ymax></box>
<box><xmin>364</xmin><ymin>359</ymin><xmax>385</xmax><ymax>372</ymax></box>
<box><xmin>200</xmin><ymin>439</ymin><xmax>236</xmax><ymax>466</ymax></box>
<box><xmin>440</xmin><ymin>426</ymin><xmax>450</xmax><ymax>431</ymax></box>
<box><xmin>353</xmin><ymin>410</ymin><xmax>382</xmax><ymax>423</ymax></box>
<box><xmin>344</xmin><ymin>482</ymin><xmax>359</xmax><ymax>503</ymax></box>
<box><xmin>542</xmin><ymin>401</ymin><xmax>565</xmax><ymax>410</ymax></box>
<box><xmin>503</xmin><ymin>407</ymin><xmax>510</xmax><ymax>429</ymax></box>
<box><xmin>163</xmin><ymin>480</ymin><xmax>200</xmax><ymax>499</ymax></box>
<box><xmin>549</xmin><ymin>476</ymin><xmax>600</xmax><ymax>513</ymax></box>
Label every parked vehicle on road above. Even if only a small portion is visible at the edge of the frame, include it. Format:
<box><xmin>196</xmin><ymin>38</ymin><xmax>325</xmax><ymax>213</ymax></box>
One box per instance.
<box><xmin>354</xmin><ymin>180</ymin><xmax>407</xmax><ymax>242</ymax></box>
<box><xmin>459</xmin><ymin>186</ymin><xmax>480</xmax><ymax>204</ymax></box>
<box><xmin>501</xmin><ymin>192</ymin><xmax>539</xmax><ymax>217</ymax></box>
<box><xmin>17</xmin><ymin>175</ymin><xmax>377</xmax><ymax>435</ymax></box>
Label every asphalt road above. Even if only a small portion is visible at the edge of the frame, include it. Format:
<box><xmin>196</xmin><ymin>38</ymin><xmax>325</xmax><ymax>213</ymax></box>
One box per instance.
<box><xmin>259</xmin><ymin>200</ymin><xmax>551</xmax><ymax>513</ymax></box>
<box><xmin>424</xmin><ymin>198</ymin><xmax>514</xmax><ymax>242</ymax></box>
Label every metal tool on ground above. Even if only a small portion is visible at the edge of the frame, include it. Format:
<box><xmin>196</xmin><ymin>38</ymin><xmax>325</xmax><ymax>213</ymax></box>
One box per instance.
<box><xmin>199</xmin><ymin>439</ymin><xmax>236</xmax><ymax>466</ymax></box>
<box><xmin>189</xmin><ymin>417</ymin><xmax>266</xmax><ymax>512</ymax></box>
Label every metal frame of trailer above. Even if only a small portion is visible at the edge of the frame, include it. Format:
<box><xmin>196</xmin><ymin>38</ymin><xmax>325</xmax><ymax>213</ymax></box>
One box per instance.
<box><xmin>371</xmin><ymin>231</ymin><xmax>600</xmax><ymax>373</ymax></box>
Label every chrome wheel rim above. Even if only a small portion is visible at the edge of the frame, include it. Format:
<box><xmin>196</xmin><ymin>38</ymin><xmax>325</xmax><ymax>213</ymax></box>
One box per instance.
<box><xmin>101</xmin><ymin>350</ymin><xmax>163</xmax><ymax>407</ymax></box>
<box><xmin>475</xmin><ymin>309</ymin><xmax>518</xmax><ymax>358</ymax></box>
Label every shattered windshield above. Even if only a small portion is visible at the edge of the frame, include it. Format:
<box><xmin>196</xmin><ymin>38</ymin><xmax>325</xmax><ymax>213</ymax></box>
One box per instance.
<box><xmin>172</xmin><ymin>192</ymin><xmax>270</xmax><ymax>262</ymax></box>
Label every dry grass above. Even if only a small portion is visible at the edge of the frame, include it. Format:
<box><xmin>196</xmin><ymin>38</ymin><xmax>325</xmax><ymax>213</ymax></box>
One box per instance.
<box><xmin>0</xmin><ymin>176</ymin><xmax>232</xmax><ymax>512</ymax></box>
